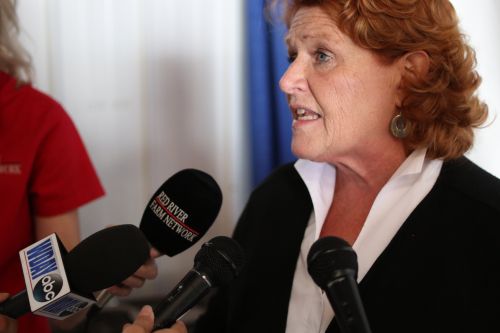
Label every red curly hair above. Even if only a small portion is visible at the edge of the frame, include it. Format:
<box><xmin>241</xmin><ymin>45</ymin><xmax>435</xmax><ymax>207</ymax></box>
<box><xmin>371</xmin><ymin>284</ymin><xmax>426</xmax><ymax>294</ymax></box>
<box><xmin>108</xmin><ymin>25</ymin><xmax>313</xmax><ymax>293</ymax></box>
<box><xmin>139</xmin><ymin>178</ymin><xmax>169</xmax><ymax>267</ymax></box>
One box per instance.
<box><xmin>271</xmin><ymin>0</ymin><xmax>488</xmax><ymax>160</ymax></box>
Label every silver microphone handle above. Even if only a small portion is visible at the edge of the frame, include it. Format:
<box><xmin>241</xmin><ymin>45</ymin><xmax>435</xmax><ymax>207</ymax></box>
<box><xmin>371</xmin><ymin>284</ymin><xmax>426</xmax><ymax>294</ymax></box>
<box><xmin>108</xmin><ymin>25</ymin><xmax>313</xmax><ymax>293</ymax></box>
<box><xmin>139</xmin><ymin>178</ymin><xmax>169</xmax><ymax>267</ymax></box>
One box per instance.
<box><xmin>95</xmin><ymin>290</ymin><xmax>114</xmax><ymax>308</ymax></box>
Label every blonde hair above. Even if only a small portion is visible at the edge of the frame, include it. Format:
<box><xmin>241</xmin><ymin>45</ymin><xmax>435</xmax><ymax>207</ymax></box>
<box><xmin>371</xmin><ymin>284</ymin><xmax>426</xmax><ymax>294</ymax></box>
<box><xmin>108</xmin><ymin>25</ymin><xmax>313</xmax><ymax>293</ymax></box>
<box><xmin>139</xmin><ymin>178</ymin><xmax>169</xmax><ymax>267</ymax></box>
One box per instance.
<box><xmin>0</xmin><ymin>0</ymin><xmax>32</xmax><ymax>83</ymax></box>
<box><xmin>273</xmin><ymin>0</ymin><xmax>488</xmax><ymax>160</ymax></box>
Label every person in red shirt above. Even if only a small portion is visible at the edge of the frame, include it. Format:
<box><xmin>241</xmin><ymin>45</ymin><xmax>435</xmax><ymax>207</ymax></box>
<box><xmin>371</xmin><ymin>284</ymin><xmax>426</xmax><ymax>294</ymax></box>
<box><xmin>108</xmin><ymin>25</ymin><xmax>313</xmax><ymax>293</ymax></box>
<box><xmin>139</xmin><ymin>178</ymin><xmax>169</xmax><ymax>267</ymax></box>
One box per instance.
<box><xmin>0</xmin><ymin>1</ymin><xmax>159</xmax><ymax>332</ymax></box>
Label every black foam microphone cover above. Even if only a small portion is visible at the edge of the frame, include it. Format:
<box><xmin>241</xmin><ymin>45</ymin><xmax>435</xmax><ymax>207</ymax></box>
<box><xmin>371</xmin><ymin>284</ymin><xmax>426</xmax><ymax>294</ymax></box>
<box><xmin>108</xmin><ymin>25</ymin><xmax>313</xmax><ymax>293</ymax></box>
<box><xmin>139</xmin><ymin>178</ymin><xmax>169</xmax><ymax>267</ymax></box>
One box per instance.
<box><xmin>307</xmin><ymin>236</ymin><xmax>358</xmax><ymax>288</ymax></box>
<box><xmin>64</xmin><ymin>224</ymin><xmax>150</xmax><ymax>292</ymax></box>
<box><xmin>193</xmin><ymin>236</ymin><xmax>246</xmax><ymax>286</ymax></box>
<box><xmin>139</xmin><ymin>169</ymin><xmax>222</xmax><ymax>256</ymax></box>
<box><xmin>308</xmin><ymin>236</ymin><xmax>372</xmax><ymax>333</ymax></box>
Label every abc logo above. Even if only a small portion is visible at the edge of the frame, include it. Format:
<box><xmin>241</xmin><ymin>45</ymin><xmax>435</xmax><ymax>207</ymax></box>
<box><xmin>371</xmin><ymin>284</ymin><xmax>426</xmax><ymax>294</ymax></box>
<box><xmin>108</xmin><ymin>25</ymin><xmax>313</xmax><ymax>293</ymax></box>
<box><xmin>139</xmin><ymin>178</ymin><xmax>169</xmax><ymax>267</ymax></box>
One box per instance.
<box><xmin>33</xmin><ymin>274</ymin><xmax>63</xmax><ymax>302</ymax></box>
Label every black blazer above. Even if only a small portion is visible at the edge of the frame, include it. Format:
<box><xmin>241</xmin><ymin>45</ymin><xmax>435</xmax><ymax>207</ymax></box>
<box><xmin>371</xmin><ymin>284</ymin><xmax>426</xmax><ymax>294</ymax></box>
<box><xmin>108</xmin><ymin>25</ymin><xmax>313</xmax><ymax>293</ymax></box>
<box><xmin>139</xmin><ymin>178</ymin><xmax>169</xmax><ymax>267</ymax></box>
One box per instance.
<box><xmin>194</xmin><ymin>157</ymin><xmax>500</xmax><ymax>333</ymax></box>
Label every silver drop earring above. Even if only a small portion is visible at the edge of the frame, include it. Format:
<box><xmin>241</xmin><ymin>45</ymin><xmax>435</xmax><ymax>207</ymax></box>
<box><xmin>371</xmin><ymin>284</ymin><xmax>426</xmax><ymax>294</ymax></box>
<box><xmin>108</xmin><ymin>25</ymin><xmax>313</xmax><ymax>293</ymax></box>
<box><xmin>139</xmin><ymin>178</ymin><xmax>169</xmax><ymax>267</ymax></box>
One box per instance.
<box><xmin>390</xmin><ymin>112</ymin><xmax>408</xmax><ymax>138</ymax></box>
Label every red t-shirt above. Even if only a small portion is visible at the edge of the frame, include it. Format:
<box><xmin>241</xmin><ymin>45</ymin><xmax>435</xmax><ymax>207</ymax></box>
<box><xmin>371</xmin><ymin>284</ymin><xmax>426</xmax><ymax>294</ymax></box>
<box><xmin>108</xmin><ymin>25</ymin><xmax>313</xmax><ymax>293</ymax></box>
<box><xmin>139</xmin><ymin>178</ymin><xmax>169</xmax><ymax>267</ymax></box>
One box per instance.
<box><xmin>0</xmin><ymin>71</ymin><xmax>105</xmax><ymax>333</ymax></box>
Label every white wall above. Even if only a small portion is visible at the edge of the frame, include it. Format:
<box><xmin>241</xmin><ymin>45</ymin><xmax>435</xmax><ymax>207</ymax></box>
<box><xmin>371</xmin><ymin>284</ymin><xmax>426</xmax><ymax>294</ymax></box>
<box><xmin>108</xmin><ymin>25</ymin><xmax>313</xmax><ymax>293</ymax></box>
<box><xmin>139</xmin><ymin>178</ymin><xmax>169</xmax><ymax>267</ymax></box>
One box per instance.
<box><xmin>17</xmin><ymin>0</ymin><xmax>248</xmax><ymax>298</ymax></box>
<box><xmin>452</xmin><ymin>0</ymin><xmax>500</xmax><ymax>176</ymax></box>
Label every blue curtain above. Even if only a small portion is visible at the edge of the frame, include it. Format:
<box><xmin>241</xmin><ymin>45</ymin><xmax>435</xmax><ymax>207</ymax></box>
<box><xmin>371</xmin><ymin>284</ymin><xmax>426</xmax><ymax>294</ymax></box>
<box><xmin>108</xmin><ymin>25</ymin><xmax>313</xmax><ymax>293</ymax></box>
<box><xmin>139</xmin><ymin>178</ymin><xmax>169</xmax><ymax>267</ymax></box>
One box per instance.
<box><xmin>246</xmin><ymin>0</ymin><xmax>295</xmax><ymax>188</ymax></box>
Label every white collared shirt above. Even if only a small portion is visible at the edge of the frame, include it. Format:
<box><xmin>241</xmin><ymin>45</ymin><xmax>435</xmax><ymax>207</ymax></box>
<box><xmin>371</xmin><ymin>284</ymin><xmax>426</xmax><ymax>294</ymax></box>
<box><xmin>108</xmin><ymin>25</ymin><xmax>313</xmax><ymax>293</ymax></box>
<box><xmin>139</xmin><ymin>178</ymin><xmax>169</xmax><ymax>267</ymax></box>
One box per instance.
<box><xmin>285</xmin><ymin>148</ymin><xmax>443</xmax><ymax>333</ymax></box>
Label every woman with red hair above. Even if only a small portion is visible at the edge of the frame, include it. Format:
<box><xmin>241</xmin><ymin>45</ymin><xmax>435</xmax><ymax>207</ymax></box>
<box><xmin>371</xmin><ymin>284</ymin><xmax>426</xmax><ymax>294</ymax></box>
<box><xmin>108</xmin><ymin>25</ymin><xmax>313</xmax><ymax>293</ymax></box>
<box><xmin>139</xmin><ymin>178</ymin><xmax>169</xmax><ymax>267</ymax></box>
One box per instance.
<box><xmin>193</xmin><ymin>1</ymin><xmax>500</xmax><ymax>332</ymax></box>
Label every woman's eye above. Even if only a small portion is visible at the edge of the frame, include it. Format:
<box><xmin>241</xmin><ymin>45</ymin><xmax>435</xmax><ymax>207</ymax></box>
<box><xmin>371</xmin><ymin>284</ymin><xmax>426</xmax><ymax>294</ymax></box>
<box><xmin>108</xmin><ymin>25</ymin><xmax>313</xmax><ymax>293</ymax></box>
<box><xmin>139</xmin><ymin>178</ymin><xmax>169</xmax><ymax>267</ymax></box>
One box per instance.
<box><xmin>315</xmin><ymin>51</ymin><xmax>331</xmax><ymax>63</ymax></box>
<box><xmin>287</xmin><ymin>54</ymin><xmax>297</xmax><ymax>63</ymax></box>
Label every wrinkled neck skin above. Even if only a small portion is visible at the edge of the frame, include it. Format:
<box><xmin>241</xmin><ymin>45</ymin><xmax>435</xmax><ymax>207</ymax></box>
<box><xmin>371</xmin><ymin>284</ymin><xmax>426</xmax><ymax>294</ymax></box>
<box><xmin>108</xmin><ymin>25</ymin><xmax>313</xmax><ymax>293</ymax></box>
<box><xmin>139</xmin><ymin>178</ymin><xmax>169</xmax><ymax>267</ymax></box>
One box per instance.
<box><xmin>328</xmin><ymin>137</ymin><xmax>407</xmax><ymax>195</ymax></box>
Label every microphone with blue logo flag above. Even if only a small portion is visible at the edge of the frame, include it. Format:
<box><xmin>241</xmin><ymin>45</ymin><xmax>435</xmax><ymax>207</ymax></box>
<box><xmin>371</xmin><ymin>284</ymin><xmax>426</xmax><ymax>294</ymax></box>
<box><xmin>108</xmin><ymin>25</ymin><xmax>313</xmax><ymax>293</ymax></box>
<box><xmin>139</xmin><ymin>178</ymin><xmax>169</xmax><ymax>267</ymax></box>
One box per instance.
<box><xmin>0</xmin><ymin>224</ymin><xmax>149</xmax><ymax>320</ymax></box>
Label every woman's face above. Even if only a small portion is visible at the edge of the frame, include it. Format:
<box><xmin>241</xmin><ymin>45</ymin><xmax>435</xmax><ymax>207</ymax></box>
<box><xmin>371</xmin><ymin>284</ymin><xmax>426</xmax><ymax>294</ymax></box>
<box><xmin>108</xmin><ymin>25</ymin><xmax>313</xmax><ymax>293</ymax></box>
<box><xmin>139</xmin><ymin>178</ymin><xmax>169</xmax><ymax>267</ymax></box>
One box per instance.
<box><xmin>280</xmin><ymin>6</ymin><xmax>403</xmax><ymax>164</ymax></box>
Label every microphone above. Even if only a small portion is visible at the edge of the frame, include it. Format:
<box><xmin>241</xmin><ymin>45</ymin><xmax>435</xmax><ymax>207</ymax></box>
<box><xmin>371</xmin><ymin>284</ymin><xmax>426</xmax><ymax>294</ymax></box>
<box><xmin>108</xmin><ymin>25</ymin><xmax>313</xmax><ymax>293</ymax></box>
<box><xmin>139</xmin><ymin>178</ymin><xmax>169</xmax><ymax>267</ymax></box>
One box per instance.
<box><xmin>153</xmin><ymin>236</ymin><xmax>245</xmax><ymax>330</ymax></box>
<box><xmin>307</xmin><ymin>236</ymin><xmax>372</xmax><ymax>333</ymax></box>
<box><xmin>96</xmin><ymin>168</ymin><xmax>223</xmax><ymax>307</ymax></box>
<box><xmin>140</xmin><ymin>168</ymin><xmax>223</xmax><ymax>256</ymax></box>
<box><xmin>0</xmin><ymin>224</ymin><xmax>149</xmax><ymax>319</ymax></box>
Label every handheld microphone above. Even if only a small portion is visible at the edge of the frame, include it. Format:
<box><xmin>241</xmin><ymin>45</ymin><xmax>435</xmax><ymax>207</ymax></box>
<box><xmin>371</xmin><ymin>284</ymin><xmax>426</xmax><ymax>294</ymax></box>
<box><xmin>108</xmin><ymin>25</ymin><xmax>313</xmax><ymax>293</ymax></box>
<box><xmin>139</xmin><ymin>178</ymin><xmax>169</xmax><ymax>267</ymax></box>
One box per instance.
<box><xmin>140</xmin><ymin>168</ymin><xmax>223</xmax><ymax>256</ymax></box>
<box><xmin>307</xmin><ymin>236</ymin><xmax>372</xmax><ymax>333</ymax></box>
<box><xmin>153</xmin><ymin>236</ymin><xmax>245</xmax><ymax>330</ymax></box>
<box><xmin>0</xmin><ymin>224</ymin><xmax>149</xmax><ymax>319</ymax></box>
<box><xmin>96</xmin><ymin>169</ymin><xmax>223</xmax><ymax>308</ymax></box>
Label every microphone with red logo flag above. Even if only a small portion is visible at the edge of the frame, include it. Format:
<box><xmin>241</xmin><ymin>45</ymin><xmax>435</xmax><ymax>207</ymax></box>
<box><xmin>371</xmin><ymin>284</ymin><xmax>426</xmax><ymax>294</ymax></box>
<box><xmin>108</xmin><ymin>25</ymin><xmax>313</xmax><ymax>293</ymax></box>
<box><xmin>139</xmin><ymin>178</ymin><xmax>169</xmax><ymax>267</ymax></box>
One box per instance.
<box><xmin>96</xmin><ymin>168</ymin><xmax>223</xmax><ymax>307</ymax></box>
<box><xmin>140</xmin><ymin>168</ymin><xmax>223</xmax><ymax>256</ymax></box>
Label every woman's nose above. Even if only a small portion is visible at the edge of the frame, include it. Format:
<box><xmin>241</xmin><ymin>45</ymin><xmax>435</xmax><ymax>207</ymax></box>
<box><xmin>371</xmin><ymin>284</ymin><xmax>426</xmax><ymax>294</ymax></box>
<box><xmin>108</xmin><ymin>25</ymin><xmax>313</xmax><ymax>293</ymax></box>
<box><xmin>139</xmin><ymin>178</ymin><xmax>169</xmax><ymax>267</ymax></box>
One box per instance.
<box><xmin>279</xmin><ymin>59</ymin><xmax>307</xmax><ymax>95</ymax></box>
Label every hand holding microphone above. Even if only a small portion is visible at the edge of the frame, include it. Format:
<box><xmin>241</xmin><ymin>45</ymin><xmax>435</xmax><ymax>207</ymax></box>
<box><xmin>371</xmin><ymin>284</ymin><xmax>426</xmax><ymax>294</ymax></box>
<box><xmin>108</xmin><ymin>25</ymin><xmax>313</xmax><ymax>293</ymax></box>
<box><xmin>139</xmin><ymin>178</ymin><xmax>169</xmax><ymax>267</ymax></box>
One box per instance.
<box><xmin>0</xmin><ymin>224</ymin><xmax>150</xmax><ymax>320</ymax></box>
<box><xmin>106</xmin><ymin>247</ymin><xmax>162</xmax><ymax>298</ymax></box>
<box><xmin>119</xmin><ymin>166</ymin><xmax>242</xmax><ymax>331</ymax></box>
<box><xmin>135</xmin><ymin>168</ymin><xmax>222</xmax><ymax>295</ymax></box>
<box><xmin>307</xmin><ymin>236</ymin><xmax>372</xmax><ymax>333</ymax></box>
<box><xmin>121</xmin><ymin>235</ymin><xmax>245</xmax><ymax>332</ymax></box>
<box><xmin>97</xmin><ymin>168</ymin><xmax>223</xmax><ymax>307</ymax></box>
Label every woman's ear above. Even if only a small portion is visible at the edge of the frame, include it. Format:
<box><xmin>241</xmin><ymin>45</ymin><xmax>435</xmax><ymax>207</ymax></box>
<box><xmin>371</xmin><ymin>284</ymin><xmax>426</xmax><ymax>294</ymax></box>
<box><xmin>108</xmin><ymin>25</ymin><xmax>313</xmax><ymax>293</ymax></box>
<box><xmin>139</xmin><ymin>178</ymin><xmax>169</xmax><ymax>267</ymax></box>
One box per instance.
<box><xmin>396</xmin><ymin>51</ymin><xmax>430</xmax><ymax>107</ymax></box>
<box><xmin>403</xmin><ymin>50</ymin><xmax>430</xmax><ymax>81</ymax></box>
